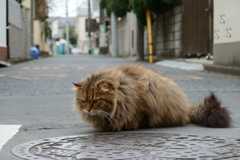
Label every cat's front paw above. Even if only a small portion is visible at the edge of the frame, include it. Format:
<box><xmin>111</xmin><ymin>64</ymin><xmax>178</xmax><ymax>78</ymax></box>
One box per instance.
<box><xmin>124</xmin><ymin>123</ymin><xmax>139</xmax><ymax>130</ymax></box>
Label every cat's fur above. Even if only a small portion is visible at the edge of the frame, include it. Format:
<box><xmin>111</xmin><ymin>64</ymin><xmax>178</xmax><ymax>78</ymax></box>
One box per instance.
<box><xmin>73</xmin><ymin>64</ymin><xmax>231</xmax><ymax>131</ymax></box>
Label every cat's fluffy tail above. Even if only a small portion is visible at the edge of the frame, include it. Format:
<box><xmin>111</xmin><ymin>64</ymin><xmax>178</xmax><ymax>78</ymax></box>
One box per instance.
<box><xmin>188</xmin><ymin>92</ymin><xmax>231</xmax><ymax>128</ymax></box>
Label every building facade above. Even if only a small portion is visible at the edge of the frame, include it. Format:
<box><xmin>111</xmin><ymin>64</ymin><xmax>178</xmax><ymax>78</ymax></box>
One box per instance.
<box><xmin>0</xmin><ymin>0</ymin><xmax>7</xmax><ymax>61</ymax></box>
<box><xmin>213</xmin><ymin>0</ymin><xmax>240</xmax><ymax>67</ymax></box>
<box><xmin>117</xmin><ymin>12</ymin><xmax>138</xmax><ymax>57</ymax></box>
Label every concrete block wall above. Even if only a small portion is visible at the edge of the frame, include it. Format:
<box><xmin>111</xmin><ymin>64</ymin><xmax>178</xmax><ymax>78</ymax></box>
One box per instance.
<box><xmin>9</xmin><ymin>9</ymin><xmax>31</xmax><ymax>60</ymax></box>
<box><xmin>154</xmin><ymin>6</ymin><xmax>182</xmax><ymax>58</ymax></box>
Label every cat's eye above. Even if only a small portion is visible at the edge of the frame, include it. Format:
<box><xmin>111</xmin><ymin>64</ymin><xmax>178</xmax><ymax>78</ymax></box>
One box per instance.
<box><xmin>81</xmin><ymin>100</ymin><xmax>86</xmax><ymax>103</ymax></box>
<box><xmin>92</xmin><ymin>99</ymin><xmax>99</xmax><ymax>103</ymax></box>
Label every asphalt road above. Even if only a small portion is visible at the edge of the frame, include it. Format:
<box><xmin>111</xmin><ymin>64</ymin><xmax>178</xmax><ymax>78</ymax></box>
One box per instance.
<box><xmin>0</xmin><ymin>55</ymin><xmax>240</xmax><ymax>159</ymax></box>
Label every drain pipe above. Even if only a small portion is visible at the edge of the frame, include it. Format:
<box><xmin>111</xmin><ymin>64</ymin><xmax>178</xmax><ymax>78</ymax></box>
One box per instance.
<box><xmin>146</xmin><ymin>9</ymin><xmax>153</xmax><ymax>63</ymax></box>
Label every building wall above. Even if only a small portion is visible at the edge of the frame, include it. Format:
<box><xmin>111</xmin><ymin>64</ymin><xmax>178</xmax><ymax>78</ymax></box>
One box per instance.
<box><xmin>34</xmin><ymin>20</ymin><xmax>50</xmax><ymax>53</ymax></box>
<box><xmin>118</xmin><ymin>15</ymin><xmax>130</xmax><ymax>56</ymax></box>
<box><xmin>213</xmin><ymin>0</ymin><xmax>240</xmax><ymax>67</ymax></box>
<box><xmin>118</xmin><ymin>12</ymin><xmax>137</xmax><ymax>57</ymax></box>
<box><xmin>22</xmin><ymin>0</ymin><xmax>31</xmax><ymax>8</ymax></box>
<box><xmin>76</xmin><ymin>16</ymin><xmax>89</xmax><ymax>54</ymax></box>
<box><xmin>8</xmin><ymin>8</ymin><xmax>31</xmax><ymax>60</ymax></box>
<box><xmin>129</xmin><ymin>13</ymin><xmax>138</xmax><ymax>56</ymax></box>
<box><xmin>58</xmin><ymin>28</ymin><xmax>64</xmax><ymax>39</ymax></box>
<box><xmin>154</xmin><ymin>6</ymin><xmax>182</xmax><ymax>58</ymax></box>
<box><xmin>0</xmin><ymin>47</ymin><xmax>8</xmax><ymax>61</ymax></box>
<box><xmin>0</xmin><ymin>0</ymin><xmax>7</xmax><ymax>61</ymax></box>
<box><xmin>8</xmin><ymin>0</ymin><xmax>22</xmax><ymax>29</ymax></box>
<box><xmin>51</xmin><ymin>20</ymin><xmax>59</xmax><ymax>38</ymax></box>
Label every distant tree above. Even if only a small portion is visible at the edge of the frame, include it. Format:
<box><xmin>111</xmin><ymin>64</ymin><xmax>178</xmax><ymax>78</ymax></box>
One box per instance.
<box><xmin>100</xmin><ymin>0</ymin><xmax>181</xmax><ymax>25</ymax></box>
<box><xmin>64</xmin><ymin>26</ymin><xmax>77</xmax><ymax>46</ymax></box>
<box><xmin>129</xmin><ymin>0</ymin><xmax>181</xmax><ymax>25</ymax></box>
<box><xmin>43</xmin><ymin>24</ymin><xmax>52</xmax><ymax>40</ymax></box>
<box><xmin>100</xmin><ymin>0</ymin><xmax>131</xmax><ymax>17</ymax></box>
<box><xmin>15</xmin><ymin>0</ymin><xmax>23</xmax><ymax>8</ymax></box>
<box><xmin>15</xmin><ymin>0</ymin><xmax>22</xmax><ymax>4</ymax></box>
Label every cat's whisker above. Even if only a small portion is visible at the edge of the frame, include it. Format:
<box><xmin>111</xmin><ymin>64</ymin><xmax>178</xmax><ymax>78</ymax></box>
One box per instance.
<box><xmin>98</xmin><ymin>113</ymin><xmax>104</xmax><ymax>119</ymax></box>
<box><xmin>100</xmin><ymin>111</ymin><xmax>111</xmax><ymax>121</ymax></box>
<box><xmin>99</xmin><ymin>110</ymin><xmax>109</xmax><ymax>117</ymax></box>
<box><xmin>111</xmin><ymin>117</ymin><xmax>119</xmax><ymax>128</ymax></box>
<box><xmin>106</xmin><ymin>114</ymin><xmax>120</xmax><ymax>128</ymax></box>
<box><xmin>99</xmin><ymin>111</ymin><xmax>109</xmax><ymax>120</ymax></box>
<box><xmin>99</xmin><ymin>111</ymin><xmax>119</xmax><ymax>128</ymax></box>
<box><xmin>100</xmin><ymin>113</ymin><xmax>113</xmax><ymax>128</ymax></box>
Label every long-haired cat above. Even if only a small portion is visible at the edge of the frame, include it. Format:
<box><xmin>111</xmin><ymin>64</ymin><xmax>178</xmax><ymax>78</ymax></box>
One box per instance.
<box><xmin>73</xmin><ymin>64</ymin><xmax>231</xmax><ymax>131</ymax></box>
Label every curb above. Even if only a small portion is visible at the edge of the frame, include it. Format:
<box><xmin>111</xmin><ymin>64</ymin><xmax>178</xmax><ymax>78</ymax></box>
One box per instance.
<box><xmin>7</xmin><ymin>58</ymin><xmax>34</xmax><ymax>65</ymax></box>
<box><xmin>6</xmin><ymin>55</ymin><xmax>52</xmax><ymax>65</ymax></box>
<box><xmin>203</xmin><ymin>64</ymin><xmax>240</xmax><ymax>76</ymax></box>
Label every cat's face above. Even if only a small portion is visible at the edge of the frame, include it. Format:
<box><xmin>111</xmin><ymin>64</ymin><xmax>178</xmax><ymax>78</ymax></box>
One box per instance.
<box><xmin>74</xmin><ymin>79</ymin><xmax>118</xmax><ymax>118</ymax></box>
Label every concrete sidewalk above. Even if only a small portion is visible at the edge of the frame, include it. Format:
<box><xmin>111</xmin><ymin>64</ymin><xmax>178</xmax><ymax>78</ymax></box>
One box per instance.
<box><xmin>185</xmin><ymin>57</ymin><xmax>240</xmax><ymax>76</ymax></box>
<box><xmin>156</xmin><ymin>57</ymin><xmax>240</xmax><ymax>76</ymax></box>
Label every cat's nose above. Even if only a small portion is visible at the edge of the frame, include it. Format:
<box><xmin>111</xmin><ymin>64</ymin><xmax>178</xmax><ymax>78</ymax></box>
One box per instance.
<box><xmin>86</xmin><ymin>108</ymin><xmax>92</xmax><ymax>112</ymax></box>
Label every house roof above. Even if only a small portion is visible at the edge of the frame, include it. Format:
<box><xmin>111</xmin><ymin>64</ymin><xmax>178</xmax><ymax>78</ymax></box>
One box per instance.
<box><xmin>58</xmin><ymin>17</ymin><xmax>76</xmax><ymax>28</ymax></box>
<box><xmin>46</xmin><ymin>17</ymin><xmax>60</xmax><ymax>23</ymax></box>
<box><xmin>92</xmin><ymin>0</ymin><xmax>99</xmax><ymax>11</ymax></box>
<box><xmin>47</xmin><ymin>17</ymin><xmax>76</xmax><ymax>27</ymax></box>
<box><xmin>77</xmin><ymin>8</ymin><xmax>88</xmax><ymax>16</ymax></box>
<box><xmin>77</xmin><ymin>0</ymin><xmax>99</xmax><ymax>16</ymax></box>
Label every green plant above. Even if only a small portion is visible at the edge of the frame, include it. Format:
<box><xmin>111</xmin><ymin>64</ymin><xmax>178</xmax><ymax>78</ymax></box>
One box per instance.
<box><xmin>100</xmin><ymin>0</ymin><xmax>181</xmax><ymax>25</ymax></box>
<box><xmin>15</xmin><ymin>0</ymin><xmax>23</xmax><ymax>8</ymax></box>
<box><xmin>44</xmin><ymin>25</ymin><xmax>52</xmax><ymax>39</ymax></box>
<box><xmin>129</xmin><ymin>0</ymin><xmax>181</xmax><ymax>25</ymax></box>
<box><xmin>41</xmin><ymin>22</ymin><xmax>52</xmax><ymax>42</ymax></box>
<box><xmin>64</xmin><ymin>26</ymin><xmax>77</xmax><ymax>46</ymax></box>
<box><xmin>100</xmin><ymin>0</ymin><xmax>131</xmax><ymax>17</ymax></box>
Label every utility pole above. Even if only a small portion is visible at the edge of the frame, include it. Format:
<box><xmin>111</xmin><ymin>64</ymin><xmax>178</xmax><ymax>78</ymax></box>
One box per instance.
<box><xmin>76</xmin><ymin>0</ymin><xmax>78</xmax><ymax>14</ymax></box>
<box><xmin>30</xmin><ymin>0</ymin><xmax>34</xmax><ymax>46</ymax></box>
<box><xmin>146</xmin><ymin>9</ymin><xmax>153</xmax><ymax>63</ymax></box>
<box><xmin>66</xmin><ymin>0</ymin><xmax>69</xmax><ymax>54</ymax></box>
<box><xmin>88</xmin><ymin>0</ymin><xmax>91</xmax><ymax>54</ymax></box>
<box><xmin>111</xmin><ymin>12</ymin><xmax>118</xmax><ymax>57</ymax></box>
<box><xmin>136</xmin><ymin>19</ymin><xmax>144</xmax><ymax>61</ymax></box>
<box><xmin>99</xmin><ymin>6</ymin><xmax>106</xmax><ymax>54</ymax></box>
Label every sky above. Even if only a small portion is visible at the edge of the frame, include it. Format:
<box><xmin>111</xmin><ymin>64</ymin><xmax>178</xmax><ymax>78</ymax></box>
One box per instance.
<box><xmin>48</xmin><ymin>0</ymin><xmax>88</xmax><ymax>17</ymax></box>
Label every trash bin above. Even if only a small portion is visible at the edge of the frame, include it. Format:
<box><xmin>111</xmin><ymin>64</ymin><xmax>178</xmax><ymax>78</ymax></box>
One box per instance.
<box><xmin>30</xmin><ymin>46</ymin><xmax>41</xmax><ymax>59</ymax></box>
<box><xmin>90</xmin><ymin>47</ymin><xmax>99</xmax><ymax>55</ymax></box>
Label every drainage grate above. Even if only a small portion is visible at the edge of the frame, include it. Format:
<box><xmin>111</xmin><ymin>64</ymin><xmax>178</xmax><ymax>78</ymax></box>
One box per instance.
<box><xmin>12</xmin><ymin>133</ymin><xmax>240</xmax><ymax>160</ymax></box>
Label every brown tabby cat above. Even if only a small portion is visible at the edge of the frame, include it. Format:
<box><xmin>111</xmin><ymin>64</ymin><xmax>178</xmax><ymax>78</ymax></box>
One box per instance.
<box><xmin>73</xmin><ymin>64</ymin><xmax>231</xmax><ymax>131</ymax></box>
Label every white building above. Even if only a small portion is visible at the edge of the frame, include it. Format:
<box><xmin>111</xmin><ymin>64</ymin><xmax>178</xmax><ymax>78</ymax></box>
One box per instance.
<box><xmin>48</xmin><ymin>17</ymin><xmax>76</xmax><ymax>40</ymax></box>
<box><xmin>0</xmin><ymin>0</ymin><xmax>7</xmax><ymax>61</ymax></box>
<box><xmin>76</xmin><ymin>0</ymin><xmax>100</xmax><ymax>54</ymax></box>
<box><xmin>213</xmin><ymin>0</ymin><xmax>240</xmax><ymax>67</ymax></box>
<box><xmin>117</xmin><ymin>12</ymin><xmax>138</xmax><ymax>57</ymax></box>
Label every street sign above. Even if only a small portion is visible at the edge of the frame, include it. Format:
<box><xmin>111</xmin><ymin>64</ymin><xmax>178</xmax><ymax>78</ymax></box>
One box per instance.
<box><xmin>99</xmin><ymin>25</ymin><xmax>106</xmax><ymax>33</ymax></box>
<box><xmin>85</xmin><ymin>19</ymin><xmax>97</xmax><ymax>32</ymax></box>
<box><xmin>99</xmin><ymin>25</ymin><xmax>106</xmax><ymax>47</ymax></box>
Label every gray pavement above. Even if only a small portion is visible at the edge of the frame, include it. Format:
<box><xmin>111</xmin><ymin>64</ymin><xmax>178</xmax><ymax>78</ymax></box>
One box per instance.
<box><xmin>0</xmin><ymin>55</ymin><xmax>240</xmax><ymax>159</ymax></box>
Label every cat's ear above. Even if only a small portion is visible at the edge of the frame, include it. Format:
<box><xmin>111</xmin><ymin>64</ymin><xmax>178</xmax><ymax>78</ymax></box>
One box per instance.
<box><xmin>99</xmin><ymin>83</ymin><xmax>110</xmax><ymax>91</ymax></box>
<box><xmin>73</xmin><ymin>82</ymin><xmax>82</xmax><ymax>91</ymax></box>
<box><xmin>97</xmin><ymin>81</ymin><xmax>118</xmax><ymax>92</ymax></box>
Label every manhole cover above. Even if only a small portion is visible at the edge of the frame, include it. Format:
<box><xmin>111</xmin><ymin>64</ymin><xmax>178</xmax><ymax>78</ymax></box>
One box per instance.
<box><xmin>12</xmin><ymin>133</ymin><xmax>240</xmax><ymax>160</ymax></box>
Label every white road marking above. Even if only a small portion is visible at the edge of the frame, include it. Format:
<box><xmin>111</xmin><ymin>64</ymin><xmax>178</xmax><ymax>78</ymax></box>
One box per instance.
<box><xmin>0</xmin><ymin>125</ymin><xmax>21</xmax><ymax>151</ymax></box>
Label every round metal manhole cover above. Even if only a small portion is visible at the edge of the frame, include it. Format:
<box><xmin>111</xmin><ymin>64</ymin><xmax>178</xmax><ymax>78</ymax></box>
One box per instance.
<box><xmin>12</xmin><ymin>133</ymin><xmax>240</xmax><ymax>160</ymax></box>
